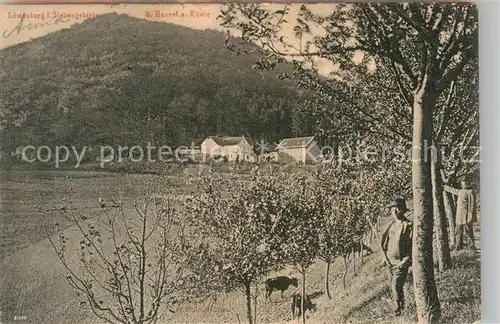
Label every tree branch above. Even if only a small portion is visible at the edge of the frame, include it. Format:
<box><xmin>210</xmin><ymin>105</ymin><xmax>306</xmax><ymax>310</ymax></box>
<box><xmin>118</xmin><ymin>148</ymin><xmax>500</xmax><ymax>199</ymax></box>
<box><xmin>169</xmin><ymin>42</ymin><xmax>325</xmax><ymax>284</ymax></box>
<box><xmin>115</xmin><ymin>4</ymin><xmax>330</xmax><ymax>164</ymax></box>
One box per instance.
<box><xmin>391</xmin><ymin>3</ymin><xmax>432</xmax><ymax>39</ymax></box>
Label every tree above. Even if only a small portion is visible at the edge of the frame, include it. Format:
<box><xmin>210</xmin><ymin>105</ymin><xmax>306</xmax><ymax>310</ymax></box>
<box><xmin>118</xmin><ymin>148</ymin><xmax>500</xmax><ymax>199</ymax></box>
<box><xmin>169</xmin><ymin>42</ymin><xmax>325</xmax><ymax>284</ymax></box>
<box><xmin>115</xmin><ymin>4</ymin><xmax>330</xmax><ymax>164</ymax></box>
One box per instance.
<box><xmin>338</xmin><ymin>203</ymin><xmax>366</xmax><ymax>289</ymax></box>
<box><xmin>431</xmin><ymin>149</ymin><xmax>452</xmax><ymax>271</ymax></box>
<box><xmin>315</xmin><ymin>196</ymin><xmax>340</xmax><ymax>298</ymax></box>
<box><xmin>269</xmin><ymin>171</ymin><xmax>321</xmax><ymax>324</ymax></box>
<box><xmin>46</xmin><ymin>192</ymin><xmax>197</xmax><ymax>324</ymax></box>
<box><xmin>284</xmin><ymin>28</ymin><xmax>476</xmax><ymax>273</ymax></box>
<box><xmin>273</xmin><ymin>34</ymin><xmax>455</xmax><ymax>273</ymax></box>
<box><xmin>218</xmin><ymin>4</ymin><xmax>478</xmax><ymax>322</ymax></box>
<box><xmin>182</xmin><ymin>167</ymin><xmax>284</xmax><ymax>324</ymax></box>
<box><xmin>436</xmin><ymin>56</ymin><xmax>480</xmax><ymax>251</ymax></box>
<box><xmin>313</xmin><ymin>165</ymin><xmax>364</xmax><ymax>296</ymax></box>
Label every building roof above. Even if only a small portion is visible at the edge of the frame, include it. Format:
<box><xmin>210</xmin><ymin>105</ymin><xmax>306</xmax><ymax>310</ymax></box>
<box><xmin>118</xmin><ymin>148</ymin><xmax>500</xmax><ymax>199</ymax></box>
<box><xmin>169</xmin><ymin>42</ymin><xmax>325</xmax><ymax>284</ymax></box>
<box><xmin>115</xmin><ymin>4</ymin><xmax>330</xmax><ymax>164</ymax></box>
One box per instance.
<box><xmin>277</xmin><ymin>136</ymin><xmax>315</xmax><ymax>149</ymax></box>
<box><xmin>246</xmin><ymin>137</ymin><xmax>256</xmax><ymax>148</ymax></box>
<box><xmin>206</xmin><ymin>136</ymin><xmax>248</xmax><ymax>146</ymax></box>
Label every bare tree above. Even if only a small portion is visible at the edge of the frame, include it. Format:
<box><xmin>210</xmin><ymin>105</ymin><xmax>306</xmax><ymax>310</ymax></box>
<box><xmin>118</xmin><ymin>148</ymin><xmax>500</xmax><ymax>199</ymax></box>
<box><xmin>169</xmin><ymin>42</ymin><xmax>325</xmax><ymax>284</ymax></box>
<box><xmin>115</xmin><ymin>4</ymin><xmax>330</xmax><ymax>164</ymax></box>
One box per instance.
<box><xmin>46</xmin><ymin>192</ymin><xmax>197</xmax><ymax>324</ymax></box>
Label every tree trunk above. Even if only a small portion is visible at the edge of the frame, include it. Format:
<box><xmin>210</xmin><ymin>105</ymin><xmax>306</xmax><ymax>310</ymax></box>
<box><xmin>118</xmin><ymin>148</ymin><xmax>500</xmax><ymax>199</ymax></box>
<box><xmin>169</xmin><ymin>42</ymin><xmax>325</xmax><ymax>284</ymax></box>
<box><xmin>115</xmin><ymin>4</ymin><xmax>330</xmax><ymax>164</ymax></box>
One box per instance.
<box><xmin>433</xmin><ymin>230</ymin><xmax>440</xmax><ymax>268</ymax></box>
<box><xmin>360</xmin><ymin>241</ymin><xmax>364</xmax><ymax>265</ymax></box>
<box><xmin>352</xmin><ymin>250</ymin><xmax>356</xmax><ymax>276</ymax></box>
<box><xmin>411</xmin><ymin>84</ymin><xmax>441</xmax><ymax>324</ymax></box>
<box><xmin>301</xmin><ymin>271</ymin><xmax>306</xmax><ymax>324</ymax></box>
<box><xmin>342</xmin><ymin>255</ymin><xmax>348</xmax><ymax>290</ymax></box>
<box><xmin>254</xmin><ymin>282</ymin><xmax>258</xmax><ymax>324</ymax></box>
<box><xmin>431</xmin><ymin>155</ymin><xmax>452</xmax><ymax>271</ymax></box>
<box><xmin>245</xmin><ymin>281</ymin><xmax>253</xmax><ymax>324</ymax></box>
<box><xmin>443</xmin><ymin>190</ymin><xmax>456</xmax><ymax>248</ymax></box>
<box><xmin>367</xmin><ymin>217</ymin><xmax>379</xmax><ymax>240</ymax></box>
<box><xmin>325</xmin><ymin>260</ymin><xmax>332</xmax><ymax>299</ymax></box>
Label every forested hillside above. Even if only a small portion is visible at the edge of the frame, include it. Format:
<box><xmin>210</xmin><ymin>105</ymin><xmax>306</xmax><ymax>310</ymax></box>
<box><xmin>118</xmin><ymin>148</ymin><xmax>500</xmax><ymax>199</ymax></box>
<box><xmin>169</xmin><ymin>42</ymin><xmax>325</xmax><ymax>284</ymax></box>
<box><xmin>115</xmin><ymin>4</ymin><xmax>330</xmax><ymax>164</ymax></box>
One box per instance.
<box><xmin>0</xmin><ymin>13</ymin><xmax>313</xmax><ymax>159</ymax></box>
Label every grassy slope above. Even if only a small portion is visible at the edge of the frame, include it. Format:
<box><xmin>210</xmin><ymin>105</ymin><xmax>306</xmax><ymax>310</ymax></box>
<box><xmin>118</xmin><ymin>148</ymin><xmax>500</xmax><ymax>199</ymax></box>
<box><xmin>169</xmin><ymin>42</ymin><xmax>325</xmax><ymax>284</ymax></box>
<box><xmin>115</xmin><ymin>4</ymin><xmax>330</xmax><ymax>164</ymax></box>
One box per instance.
<box><xmin>160</xmin><ymin>223</ymin><xmax>480</xmax><ymax>324</ymax></box>
<box><xmin>0</xmin><ymin>172</ymin><xmax>481</xmax><ymax>324</ymax></box>
<box><xmin>316</xmin><ymin>246</ymin><xmax>481</xmax><ymax>324</ymax></box>
<box><xmin>0</xmin><ymin>171</ymin><xmax>194</xmax><ymax>324</ymax></box>
<box><xmin>0</xmin><ymin>170</ymin><xmax>180</xmax><ymax>261</ymax></box>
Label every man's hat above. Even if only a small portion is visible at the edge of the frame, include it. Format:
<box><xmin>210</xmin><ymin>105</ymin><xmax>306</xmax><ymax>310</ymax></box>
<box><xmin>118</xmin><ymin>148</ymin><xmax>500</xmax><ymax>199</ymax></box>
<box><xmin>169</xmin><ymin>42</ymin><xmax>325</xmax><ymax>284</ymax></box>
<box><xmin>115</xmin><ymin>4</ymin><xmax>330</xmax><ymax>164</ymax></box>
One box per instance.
<box><xmin>387</xmin><ymin>198</ymin><xmax>409</xmax><ymax>213</ymax></box>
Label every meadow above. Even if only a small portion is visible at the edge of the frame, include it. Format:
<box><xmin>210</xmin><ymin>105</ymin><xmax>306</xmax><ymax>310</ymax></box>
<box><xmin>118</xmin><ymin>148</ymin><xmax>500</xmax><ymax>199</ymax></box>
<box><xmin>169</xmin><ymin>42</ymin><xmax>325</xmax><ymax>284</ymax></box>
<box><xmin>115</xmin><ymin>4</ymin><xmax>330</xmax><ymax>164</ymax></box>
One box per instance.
<box><xmin>0</xmin><ymin>168</ymin><xmax>481</xmax><ymax>324</ymax></box>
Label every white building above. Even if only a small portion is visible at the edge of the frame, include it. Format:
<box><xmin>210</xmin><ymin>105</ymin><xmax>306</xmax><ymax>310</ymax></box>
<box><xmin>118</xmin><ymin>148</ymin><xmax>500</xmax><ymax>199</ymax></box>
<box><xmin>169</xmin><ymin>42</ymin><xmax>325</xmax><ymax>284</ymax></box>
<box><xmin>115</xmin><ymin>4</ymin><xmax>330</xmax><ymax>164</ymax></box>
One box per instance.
<box><xmin>200</xmin><ymin>136</ymin><xmax>257</xmax><ymax>162</ymax></box>
<box><xmin>277</xmin><ymin>136</ymin><xmax>321</xmax><ymax>164</ymax></box>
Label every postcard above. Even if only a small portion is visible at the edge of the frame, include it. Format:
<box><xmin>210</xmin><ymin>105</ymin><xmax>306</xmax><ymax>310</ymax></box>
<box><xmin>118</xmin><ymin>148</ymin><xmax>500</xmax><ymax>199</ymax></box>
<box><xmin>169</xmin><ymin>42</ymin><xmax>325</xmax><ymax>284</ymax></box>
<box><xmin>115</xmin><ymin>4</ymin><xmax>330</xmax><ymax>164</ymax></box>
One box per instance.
<box><xmin>0</xmin><ymin>2</ymin><xmax>480</xmax><ymax>324</ymax></box>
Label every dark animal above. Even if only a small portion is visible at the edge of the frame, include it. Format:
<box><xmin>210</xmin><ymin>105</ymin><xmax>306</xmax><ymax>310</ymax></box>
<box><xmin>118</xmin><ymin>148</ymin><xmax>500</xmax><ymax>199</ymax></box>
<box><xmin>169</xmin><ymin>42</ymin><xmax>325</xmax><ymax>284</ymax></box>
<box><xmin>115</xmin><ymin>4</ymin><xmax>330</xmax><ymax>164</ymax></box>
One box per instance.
<box><xmin>291</xmin><ymin>293</ymin><xmax>316</xmax><ymax>318</ymax></box>
<box><xmin>265</xmin><ymin>276</ymin><xmax>298</xmax><ymax>299</ymax></box>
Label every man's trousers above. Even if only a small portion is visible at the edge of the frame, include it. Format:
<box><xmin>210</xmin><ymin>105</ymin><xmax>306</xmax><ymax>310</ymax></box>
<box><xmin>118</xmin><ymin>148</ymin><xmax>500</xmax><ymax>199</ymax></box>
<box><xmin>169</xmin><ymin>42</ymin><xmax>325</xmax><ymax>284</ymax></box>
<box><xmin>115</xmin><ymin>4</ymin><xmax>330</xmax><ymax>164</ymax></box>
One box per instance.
<box><xmin>390</xmin><ymin>256</ymin><xmax>411</xmax><ymax>303</ymax></box>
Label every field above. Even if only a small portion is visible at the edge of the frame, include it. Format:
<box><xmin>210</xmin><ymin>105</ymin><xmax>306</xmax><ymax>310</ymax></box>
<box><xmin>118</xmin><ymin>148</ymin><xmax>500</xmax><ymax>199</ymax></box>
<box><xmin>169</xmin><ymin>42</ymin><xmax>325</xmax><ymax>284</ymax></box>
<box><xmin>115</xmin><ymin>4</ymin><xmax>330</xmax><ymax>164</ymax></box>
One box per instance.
<box><xmin>0</xmin><ymin>170</ymin><xmax>481</xmax><ymax>324</ymax></box>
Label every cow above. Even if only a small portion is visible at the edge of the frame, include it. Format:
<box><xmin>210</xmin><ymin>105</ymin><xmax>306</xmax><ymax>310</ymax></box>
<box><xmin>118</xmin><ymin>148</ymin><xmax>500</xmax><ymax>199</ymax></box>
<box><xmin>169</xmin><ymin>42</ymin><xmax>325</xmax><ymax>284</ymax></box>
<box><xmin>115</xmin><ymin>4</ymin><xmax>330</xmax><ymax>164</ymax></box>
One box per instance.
<box><xmin>291</xmin><ymin>293</ymin><xmax>316</xmax><ymax>319</ymax></box>
<box><xmin>265</xmin><ymin>276</ymin><xmax>298</xmax><ymax>299</ymax></box>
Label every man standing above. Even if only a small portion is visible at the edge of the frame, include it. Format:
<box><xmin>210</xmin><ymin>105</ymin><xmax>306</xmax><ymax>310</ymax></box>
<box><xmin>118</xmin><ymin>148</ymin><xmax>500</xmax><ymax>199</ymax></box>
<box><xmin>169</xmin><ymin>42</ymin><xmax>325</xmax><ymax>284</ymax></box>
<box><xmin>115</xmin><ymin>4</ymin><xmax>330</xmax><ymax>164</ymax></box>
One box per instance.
<box><xmin>444</xmin><ymin>177</ymin><xmax>477</xmax><ymax>251</ymax></box>
<box><xmin>381</xmin><ymin>198</ymin><xmax>413</xmax><ymax>316</ymax></box>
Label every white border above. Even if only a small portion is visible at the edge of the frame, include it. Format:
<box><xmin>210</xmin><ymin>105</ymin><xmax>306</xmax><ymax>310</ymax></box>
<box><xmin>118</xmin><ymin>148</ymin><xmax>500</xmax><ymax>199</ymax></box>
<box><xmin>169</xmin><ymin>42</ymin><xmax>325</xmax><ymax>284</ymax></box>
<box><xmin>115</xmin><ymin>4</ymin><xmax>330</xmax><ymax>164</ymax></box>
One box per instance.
<box><xmin>479</xmin><ymin>1</ymin><xmax>500</xmax><ymax>322</ymax></box>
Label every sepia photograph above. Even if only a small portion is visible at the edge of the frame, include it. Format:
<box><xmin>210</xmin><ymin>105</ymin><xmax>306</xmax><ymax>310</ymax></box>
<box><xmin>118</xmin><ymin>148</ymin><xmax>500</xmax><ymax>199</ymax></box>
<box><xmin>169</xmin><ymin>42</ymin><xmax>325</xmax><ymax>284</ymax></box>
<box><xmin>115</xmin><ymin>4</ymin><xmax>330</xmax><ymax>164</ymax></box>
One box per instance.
<box><xmin>0</xmin><ymin>2</ymin><xmax>480</xmax><ymax>324</ymax></box>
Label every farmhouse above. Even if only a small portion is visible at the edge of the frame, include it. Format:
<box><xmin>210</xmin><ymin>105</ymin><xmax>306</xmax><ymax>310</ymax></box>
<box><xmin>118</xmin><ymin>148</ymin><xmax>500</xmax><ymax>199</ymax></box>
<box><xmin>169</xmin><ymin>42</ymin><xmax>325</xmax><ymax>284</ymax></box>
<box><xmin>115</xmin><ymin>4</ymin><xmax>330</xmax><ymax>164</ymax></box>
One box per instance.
<box><xmin>200</xmin><ymin>135</ymin><xmax>257</xmax><ymax>162</ymax></box>
<box><xmin>277</xmin><ymin>136</ymin><xmax>321</xmax><ymax>164</ymax></box>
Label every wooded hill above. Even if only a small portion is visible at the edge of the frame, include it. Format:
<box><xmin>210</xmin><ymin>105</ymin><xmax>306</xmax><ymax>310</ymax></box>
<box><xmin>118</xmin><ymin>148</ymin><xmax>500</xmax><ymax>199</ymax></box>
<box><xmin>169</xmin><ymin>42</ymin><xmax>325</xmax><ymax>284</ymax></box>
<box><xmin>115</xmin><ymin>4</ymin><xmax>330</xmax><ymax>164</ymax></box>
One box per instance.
<box><xmin>0</xmin><ymin>13</ymin><xmax>314</xmax><ymax>160</ymax></box>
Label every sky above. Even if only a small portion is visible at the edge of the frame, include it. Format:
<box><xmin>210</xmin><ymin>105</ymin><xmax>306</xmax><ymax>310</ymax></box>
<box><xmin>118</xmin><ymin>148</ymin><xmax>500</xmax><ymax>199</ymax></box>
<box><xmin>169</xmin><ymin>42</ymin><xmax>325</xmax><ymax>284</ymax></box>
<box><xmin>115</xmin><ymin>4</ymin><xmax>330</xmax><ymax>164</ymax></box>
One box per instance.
<box><xmin>0</xmin><ymin>3</ymin><xmax>340</xmax><ymax>75</ymax></box>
